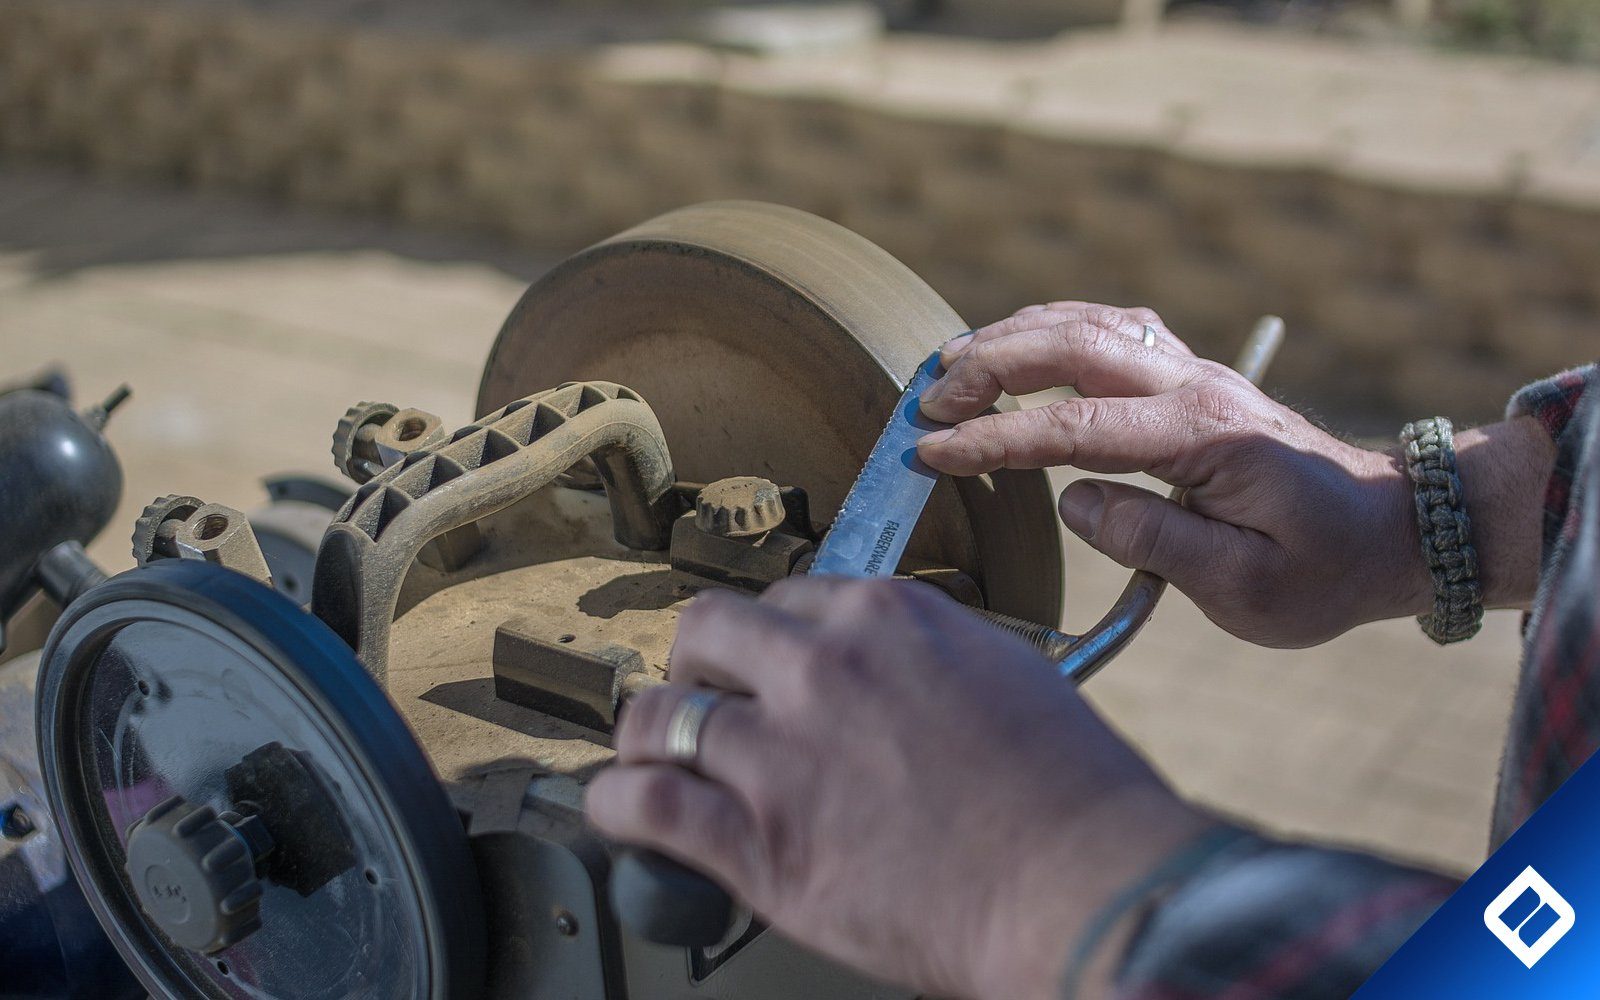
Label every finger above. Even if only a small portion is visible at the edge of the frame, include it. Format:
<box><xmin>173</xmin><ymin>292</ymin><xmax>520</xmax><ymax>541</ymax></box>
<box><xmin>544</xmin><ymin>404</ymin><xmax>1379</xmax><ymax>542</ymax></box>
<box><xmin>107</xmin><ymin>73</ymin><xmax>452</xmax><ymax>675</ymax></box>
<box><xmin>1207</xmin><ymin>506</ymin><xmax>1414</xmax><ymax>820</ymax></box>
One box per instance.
<box><xmin>941</xmin><ymin>303</ymin><xmax>1191</xmax><ymax>367</ymax></box>
<box><xmin>615</xmin><ymin>683</ymin><xmax>767</xmax><ymax>788</ymax></box>
<box><xmin>1056</xmin><ymin>479</ymin><xmax>1259</xmax><ymax>589</ymax></box>
<box><xmin>918</xmin><ymin>395</ymin><xmax>1214</xmax><ymax>484</ymax></box>
<box><xmin>669</xmin><ymin>589</ymin><xmax>816</xmax><ymax>698</ymax></box>
<box><xmin>586</xmin><ymin>764</ymin><xmax>758</xmax><ymax>893</ymax></box>
<box><xmin>939</xmin><ymin>307</ymin><xmax>1090</xmax><ymax>365</ymax></box>
<box><xmin>760</xmin><ymin>573</ymin><xmax>857</xmax><ymax>619</ymax></box>
<box><xmin>1020</xmin><ymin>304</ymin><xmax>1185</xmax><ymax>354</ymax></box>
<box><xmin>1120</xmin><ymin>308</ymin><xmax>1193</xmax><ymax>357</ymax></box>
<box><xmin>761</xmin><ymin>574</ymin><xmax>945</xmax><ymax>622</ymax></box>
<box><xmin>1015</xmin><ymin>302</ymin><xmax>1180</xmax><ymax>342</ymax></box>
<box><xmin>1018</xmin><ymin>300</ymin><xmax>1094</xmax><ymax>313</ymax></box>
<box><xmin>921</xmin><ymin>321</ymin><xmax>1204</xmax><ymax>424</ymax></box>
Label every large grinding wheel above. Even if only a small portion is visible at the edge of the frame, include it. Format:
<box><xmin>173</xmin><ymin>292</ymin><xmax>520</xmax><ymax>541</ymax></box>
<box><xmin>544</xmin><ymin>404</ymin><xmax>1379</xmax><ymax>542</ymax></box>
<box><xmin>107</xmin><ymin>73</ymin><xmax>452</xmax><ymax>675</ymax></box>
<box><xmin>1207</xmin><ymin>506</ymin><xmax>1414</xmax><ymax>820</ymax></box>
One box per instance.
<box><xmin>479</xmin><ymin>202</ymin><xmax>1064</xmax><ymax>624</ymax></box>
<box><xmin>36</xmin><ymin>561</ymin><xmax>484</xmax><ymax>999</ymax></box>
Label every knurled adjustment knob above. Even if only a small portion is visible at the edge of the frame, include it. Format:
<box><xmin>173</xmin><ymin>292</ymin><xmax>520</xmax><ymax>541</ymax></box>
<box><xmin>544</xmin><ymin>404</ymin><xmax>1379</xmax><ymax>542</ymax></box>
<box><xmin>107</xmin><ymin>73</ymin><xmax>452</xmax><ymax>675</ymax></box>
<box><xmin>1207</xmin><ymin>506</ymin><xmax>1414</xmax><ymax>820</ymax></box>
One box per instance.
<box><xmin>331</xmin><ymin>401</ymin><xmax>398</xmax><ymax>484</ymax></box>
<box><xmin>695</xmin><ymin>477</ymin><xmax>786</xmax><ymax>538</ymax></box>
<box><xmin>131</xmin><ymin>495</ymin><xmax>204</xmax><ymax>565</ymax></box>
<box><xmin>124</xmin><ymin>795</ymin><xmax>272</xmax><ymax>955</ymax></box>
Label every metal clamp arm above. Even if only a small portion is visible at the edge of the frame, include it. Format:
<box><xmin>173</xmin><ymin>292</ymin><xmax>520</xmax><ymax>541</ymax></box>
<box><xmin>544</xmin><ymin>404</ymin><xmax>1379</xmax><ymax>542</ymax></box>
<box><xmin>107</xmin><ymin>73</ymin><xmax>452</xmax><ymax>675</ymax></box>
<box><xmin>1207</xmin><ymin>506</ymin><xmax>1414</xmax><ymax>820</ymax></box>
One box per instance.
<box><xmin>311</xmin><ymin>382</ymin><xmax>680</xmax><ymax>682</ymax></box>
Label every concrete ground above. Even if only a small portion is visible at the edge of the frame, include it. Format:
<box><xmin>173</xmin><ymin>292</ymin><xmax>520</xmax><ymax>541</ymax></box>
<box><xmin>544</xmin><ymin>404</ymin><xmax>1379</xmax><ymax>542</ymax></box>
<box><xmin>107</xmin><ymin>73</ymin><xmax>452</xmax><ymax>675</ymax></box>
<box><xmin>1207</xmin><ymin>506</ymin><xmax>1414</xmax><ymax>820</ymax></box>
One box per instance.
<box><xmin>0</xmin><ymin>163</ymin><xmax>1522</xmax><ymax>876</ymax></box>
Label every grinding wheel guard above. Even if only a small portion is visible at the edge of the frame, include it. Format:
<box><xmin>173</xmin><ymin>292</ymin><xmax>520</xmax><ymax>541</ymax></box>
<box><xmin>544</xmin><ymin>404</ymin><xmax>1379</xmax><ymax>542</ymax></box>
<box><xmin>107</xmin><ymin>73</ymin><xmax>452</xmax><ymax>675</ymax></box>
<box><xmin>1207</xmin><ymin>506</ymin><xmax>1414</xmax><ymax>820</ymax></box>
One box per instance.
<box><xmin>311</xmin><ymin>381</ymin><xmax>679</xmax><ymax>681</ymax></box>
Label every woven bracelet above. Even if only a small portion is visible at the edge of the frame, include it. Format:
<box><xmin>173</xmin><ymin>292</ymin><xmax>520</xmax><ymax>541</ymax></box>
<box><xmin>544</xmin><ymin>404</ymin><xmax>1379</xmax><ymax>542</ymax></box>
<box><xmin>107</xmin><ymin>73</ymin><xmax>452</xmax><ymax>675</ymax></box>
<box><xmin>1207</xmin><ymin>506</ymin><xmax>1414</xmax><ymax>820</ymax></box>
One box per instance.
<box><xmin>1399</xmin><ymin>417</ymin><xmax>1484</xmax><ymax>644</ymax></box>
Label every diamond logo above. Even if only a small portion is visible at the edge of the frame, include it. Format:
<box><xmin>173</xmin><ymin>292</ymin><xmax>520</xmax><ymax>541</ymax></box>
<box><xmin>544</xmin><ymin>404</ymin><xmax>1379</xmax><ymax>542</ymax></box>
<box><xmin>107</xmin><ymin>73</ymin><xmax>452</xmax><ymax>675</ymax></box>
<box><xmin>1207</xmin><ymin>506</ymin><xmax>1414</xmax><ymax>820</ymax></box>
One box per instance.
<box><xmin>1483</xmin><ymin>866</ymin><xmax>1575</xmax><ymax>969</ymax></box>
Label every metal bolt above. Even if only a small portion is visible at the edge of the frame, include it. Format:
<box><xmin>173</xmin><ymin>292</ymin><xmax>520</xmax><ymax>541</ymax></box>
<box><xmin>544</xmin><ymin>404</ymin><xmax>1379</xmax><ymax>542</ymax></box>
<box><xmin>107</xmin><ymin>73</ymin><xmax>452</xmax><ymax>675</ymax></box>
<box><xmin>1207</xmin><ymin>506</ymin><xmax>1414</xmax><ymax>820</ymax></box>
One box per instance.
<box><xmin>2</xmin><ymin>803</ymin><xmax>36</xmax><ymax>840</ymax></box>
<box><xmin>82</xmin><ymin>383</ymin><xmax>131</xmax><ymax>431</ymax></box>
<box><xmin>554</xmin><ymin>910</ymin><xmax>579</xmax><ymax>936</ymax></box>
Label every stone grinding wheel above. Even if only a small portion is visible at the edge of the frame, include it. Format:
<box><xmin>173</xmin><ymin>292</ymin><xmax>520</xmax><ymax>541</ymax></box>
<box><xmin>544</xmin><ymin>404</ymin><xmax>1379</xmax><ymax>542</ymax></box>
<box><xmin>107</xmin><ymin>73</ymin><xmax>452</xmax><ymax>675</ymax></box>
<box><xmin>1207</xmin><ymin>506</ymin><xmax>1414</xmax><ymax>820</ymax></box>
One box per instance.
<box><xmin>478</xmin><ymin>202</ymin><xmax>1064</xmax><ymax>625</ymax></box>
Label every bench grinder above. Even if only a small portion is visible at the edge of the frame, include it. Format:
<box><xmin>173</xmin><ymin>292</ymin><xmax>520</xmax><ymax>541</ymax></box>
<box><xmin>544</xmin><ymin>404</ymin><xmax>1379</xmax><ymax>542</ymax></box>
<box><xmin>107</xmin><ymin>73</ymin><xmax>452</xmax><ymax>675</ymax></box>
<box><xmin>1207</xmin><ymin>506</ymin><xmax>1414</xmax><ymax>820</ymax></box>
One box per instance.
<box><xmin>30</xmin><ymin>202</ymin><xmax>1075</xmax><ymax>999</ymax></box>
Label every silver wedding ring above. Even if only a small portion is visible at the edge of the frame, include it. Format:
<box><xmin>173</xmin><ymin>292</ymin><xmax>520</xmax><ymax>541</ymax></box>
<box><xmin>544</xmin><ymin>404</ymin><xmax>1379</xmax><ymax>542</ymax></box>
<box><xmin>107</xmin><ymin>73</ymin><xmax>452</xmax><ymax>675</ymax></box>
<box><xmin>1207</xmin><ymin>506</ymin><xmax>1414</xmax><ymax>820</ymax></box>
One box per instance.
<box><xmin>1142</xmin><ymin>323</ymin><xmax>1158</xmax><ymax>348</ymax></box>
<box><xmin>665</xmin><ymin>688</ymin><xmax>724</xmax><ymax>769</ymax></box>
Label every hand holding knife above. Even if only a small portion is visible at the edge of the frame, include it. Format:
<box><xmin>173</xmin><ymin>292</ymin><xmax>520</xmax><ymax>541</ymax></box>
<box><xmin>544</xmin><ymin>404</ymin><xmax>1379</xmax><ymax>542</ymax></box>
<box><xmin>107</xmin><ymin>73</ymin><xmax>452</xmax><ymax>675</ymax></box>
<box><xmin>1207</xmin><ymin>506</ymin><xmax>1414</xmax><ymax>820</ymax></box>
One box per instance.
<box><xmin>610</xmin><ymin>319</ymin><xmax>1282</xmax><ymax>947</ymax></box>
<box><xmin>609</xmin><ymin>350</ymin><xmax>951</xmax><ymax>948</ymax></box>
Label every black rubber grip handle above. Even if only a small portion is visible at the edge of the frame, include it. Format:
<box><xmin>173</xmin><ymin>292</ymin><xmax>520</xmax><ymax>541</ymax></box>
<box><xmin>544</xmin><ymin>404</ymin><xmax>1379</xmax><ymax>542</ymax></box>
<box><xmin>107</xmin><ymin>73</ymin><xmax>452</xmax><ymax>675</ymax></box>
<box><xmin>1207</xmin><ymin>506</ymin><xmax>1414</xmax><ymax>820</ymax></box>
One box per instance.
<box><xmin>610</xmin><ymin>849</ymin><xmax>735</xmax><ymax>947</ymax></box>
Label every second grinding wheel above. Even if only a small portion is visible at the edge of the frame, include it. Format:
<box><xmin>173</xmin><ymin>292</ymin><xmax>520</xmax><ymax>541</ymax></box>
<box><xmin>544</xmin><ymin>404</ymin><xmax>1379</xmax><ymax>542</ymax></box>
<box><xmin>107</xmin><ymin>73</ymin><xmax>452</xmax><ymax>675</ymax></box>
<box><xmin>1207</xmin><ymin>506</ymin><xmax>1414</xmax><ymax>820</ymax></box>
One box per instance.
<box><xmin>35</xmin><ymin>561</ymin><xmax>484</xmax><ymax>999</ymax></box>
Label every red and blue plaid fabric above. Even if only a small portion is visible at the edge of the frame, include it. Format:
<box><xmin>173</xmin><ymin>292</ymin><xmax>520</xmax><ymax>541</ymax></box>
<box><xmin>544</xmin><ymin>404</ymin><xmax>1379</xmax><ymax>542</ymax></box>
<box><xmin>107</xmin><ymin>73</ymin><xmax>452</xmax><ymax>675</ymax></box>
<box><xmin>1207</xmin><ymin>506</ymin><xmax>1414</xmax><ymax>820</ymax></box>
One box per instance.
<box><xmin>1494</xmin><ymin>364</ymin><xmax>1600</xmax><ymax>843</ymax></box>
<box><xmin>1106</xmin><ymin>364</ymin><xmax>1600</xmax><ymax>1000</ymax></box>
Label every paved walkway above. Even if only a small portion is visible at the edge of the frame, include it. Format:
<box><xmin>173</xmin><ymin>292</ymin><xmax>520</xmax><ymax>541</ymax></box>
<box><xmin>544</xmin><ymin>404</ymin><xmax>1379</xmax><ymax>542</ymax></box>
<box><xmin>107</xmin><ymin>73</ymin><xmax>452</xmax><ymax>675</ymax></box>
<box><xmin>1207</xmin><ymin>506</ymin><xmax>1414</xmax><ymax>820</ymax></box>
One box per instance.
<box><xmin>0</xmin><ymin>165</ymin><xmax>1522</xmax><ymax>875</ymax></box>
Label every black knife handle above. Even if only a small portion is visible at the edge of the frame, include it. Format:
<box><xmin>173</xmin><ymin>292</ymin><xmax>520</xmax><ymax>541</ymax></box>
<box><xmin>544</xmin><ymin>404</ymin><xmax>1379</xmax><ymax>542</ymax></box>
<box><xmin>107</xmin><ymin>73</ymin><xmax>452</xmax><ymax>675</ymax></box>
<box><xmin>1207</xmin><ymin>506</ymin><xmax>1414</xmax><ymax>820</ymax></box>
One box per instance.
<box><xmin>610</xmin><ymin>848</ymin><xmax>735</xmax><ymax>947</ymax></box>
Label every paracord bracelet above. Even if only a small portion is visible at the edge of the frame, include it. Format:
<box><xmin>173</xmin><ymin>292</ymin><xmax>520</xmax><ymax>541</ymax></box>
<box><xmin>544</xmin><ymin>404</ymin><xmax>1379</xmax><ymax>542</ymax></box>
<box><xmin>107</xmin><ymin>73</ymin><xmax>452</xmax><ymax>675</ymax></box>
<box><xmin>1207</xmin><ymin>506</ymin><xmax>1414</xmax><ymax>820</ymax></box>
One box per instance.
<box><xmin>1399</xmin><ymin>417</ymin><xmax>1483</xmax><ymax>644</ymax></box>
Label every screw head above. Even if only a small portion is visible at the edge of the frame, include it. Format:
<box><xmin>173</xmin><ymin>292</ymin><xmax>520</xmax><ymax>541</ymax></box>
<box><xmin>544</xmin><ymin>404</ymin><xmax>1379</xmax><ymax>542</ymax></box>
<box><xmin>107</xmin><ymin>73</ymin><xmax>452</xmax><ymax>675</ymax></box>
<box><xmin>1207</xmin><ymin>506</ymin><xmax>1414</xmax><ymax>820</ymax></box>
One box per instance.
<box><xmin>1</xmin><ymin>803</ymin><xmax>36</xmax><ymax>840</ymax></box>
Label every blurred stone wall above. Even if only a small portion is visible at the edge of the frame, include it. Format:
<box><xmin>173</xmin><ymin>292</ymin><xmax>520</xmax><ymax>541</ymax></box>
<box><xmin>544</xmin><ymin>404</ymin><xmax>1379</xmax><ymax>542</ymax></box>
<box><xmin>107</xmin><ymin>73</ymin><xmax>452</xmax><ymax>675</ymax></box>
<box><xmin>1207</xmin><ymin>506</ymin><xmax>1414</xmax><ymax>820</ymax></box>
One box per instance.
<box><xmin>2</xmin><ymin>0</ymin><xmax>1597</xmax><ymax>422</ymax></box>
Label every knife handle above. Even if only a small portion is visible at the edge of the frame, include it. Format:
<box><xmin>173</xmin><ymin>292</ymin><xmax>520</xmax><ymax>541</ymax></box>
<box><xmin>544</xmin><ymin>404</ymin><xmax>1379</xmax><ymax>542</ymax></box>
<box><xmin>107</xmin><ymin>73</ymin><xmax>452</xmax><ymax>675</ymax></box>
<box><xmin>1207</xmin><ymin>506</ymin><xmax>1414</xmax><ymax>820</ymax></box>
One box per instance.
<box><xmin>610</xmin><ymin>848</ymin><xmax>735</xmax><ymax>947</ymax></box>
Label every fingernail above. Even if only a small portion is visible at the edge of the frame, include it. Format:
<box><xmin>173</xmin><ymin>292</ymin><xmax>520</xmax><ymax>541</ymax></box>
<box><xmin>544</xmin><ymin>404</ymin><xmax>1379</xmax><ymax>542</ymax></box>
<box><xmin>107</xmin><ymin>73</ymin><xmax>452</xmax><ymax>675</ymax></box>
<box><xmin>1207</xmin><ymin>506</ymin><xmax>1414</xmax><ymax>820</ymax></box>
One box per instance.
<box><xmin>940</xmin><ymin>333</ymin><xmax>974</xmax><ymax>359</ymax></box>
<box><xmin>919</xmin><ymin>427</ymin><xmax>957</xmax><ymax>447</ymax></box>
<box><xmin>920</xmin><ymin>378</ymin><xmax>947</xmax><ymax>404</ymax></box>
<box><xmin>1058</xmin><ymin>481</ymin><xmax>1105</xmax><ymax>540</ymax></box>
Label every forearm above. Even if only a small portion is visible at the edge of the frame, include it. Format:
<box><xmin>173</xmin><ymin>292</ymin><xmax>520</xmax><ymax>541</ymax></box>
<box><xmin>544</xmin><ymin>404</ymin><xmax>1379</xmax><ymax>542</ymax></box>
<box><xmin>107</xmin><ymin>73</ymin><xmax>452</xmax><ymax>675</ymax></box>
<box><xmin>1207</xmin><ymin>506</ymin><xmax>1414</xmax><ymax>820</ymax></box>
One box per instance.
<box><xmin>978</xmin><ymin>786</ymin><xmax>1217</xmax><ymax>1000</ymax></box>
<box><xmin>1106</xmin><ymin>835</ymin><xmax>1456</xmax><ymax>1000</ymax></box>
<box><xmin>993</xmin><ymin>802</ymin><xmax>1458</xmax><ymax>1000</ymax></box>
<box><xmin>1455</xmin><ymin>418</ymin><xmax>1554</xmax><ymax>609</ymax></box>
<box><xmin>1355</xmin><ymin>415</ymin><xmax>1555</xmax><ymax>625</ymax></box>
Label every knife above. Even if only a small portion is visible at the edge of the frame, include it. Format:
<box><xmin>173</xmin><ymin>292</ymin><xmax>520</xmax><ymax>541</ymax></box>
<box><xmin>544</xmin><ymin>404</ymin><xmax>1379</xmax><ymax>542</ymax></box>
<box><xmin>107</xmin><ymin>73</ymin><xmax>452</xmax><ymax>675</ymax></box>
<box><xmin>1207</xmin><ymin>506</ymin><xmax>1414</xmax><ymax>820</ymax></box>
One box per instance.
<box><xmin>809</xmin><ymin>350</ymin><xmax>948</xmax><ymax>579</ymax></box>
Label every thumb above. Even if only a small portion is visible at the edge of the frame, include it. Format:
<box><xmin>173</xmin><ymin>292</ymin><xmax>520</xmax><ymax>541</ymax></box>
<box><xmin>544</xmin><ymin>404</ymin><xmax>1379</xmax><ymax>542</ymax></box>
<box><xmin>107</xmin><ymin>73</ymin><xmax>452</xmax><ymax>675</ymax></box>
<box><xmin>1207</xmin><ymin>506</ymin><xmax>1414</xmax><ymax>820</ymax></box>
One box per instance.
<box><xmin>1058</xmin><ymin>479</ymin><xmax>1236</xmax><ymax>589</ymax></box>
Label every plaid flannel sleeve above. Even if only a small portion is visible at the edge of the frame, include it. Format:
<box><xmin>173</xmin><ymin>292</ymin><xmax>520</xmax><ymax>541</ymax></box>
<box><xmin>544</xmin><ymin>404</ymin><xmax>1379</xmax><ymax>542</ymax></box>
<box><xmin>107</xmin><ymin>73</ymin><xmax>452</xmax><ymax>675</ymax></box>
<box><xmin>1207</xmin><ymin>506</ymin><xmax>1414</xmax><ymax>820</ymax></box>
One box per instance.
<box><xmin>1505</xmin><ymin>364</ymin><xmax>1599</xmax><ymax>552</ymax></box>
<box><xmin>1109</xmin><ymin>835</ymin><xmax>1455</xmax><ymax>1000</ymax></box>
<box><xmin>1507</xmin><ymin>365</ymin><xmax>1597</xmax><ymax>442</ymax></box>
<box><xmin>1492</xmin><ymin>362</ymin><xmax>1600</xmax><ymax>843</ymax></box>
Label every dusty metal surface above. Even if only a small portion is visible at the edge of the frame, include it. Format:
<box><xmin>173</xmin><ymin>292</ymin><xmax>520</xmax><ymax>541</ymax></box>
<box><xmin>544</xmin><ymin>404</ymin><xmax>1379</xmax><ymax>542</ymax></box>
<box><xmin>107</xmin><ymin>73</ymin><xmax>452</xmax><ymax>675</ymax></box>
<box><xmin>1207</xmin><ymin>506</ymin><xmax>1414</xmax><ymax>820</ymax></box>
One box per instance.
<box><xmin>384</xmin><ymin>486</ymin><xmax>684</xmax><ymax>787</ymax></box>
<box><xmin>478</xmin><ymin>201</ymin><xmax>1064</xmax><ymax>626</ymax></box>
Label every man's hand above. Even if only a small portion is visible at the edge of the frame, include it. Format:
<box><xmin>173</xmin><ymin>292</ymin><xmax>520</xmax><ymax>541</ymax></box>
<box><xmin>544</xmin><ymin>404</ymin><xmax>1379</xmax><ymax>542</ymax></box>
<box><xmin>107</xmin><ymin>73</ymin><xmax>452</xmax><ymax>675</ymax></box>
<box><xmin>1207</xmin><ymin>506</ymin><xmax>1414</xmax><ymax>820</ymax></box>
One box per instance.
<box><xmin>587</xmin><ymin>578</ymin><xmax>1213</xmax><ymax>1000</ymax></box>
<box><xmin>916</xmin><ymin>303</ymin><xmax>1550</xmax><ymax>646</ymax></box>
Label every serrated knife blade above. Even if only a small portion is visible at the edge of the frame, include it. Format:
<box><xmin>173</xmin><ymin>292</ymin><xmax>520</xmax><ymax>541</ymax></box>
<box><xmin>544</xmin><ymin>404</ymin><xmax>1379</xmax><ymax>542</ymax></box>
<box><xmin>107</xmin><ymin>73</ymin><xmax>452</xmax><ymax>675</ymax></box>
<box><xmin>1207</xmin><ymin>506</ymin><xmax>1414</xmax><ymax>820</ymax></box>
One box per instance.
<box><xmin>809</xmin><ymin>350</ymin><xmax>948</xmax><ymax>579</ymax></box>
